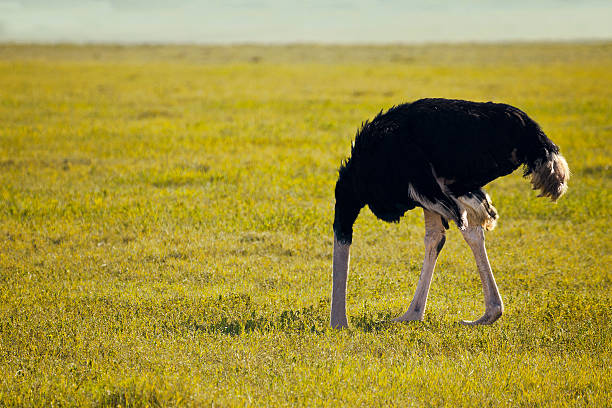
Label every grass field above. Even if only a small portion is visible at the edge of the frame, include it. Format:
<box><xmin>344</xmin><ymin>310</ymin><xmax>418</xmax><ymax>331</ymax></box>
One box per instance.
<box><xmin>0</xmin><ymin>42</ymin><xmax>611</xmax><ymax>406</ymax></box>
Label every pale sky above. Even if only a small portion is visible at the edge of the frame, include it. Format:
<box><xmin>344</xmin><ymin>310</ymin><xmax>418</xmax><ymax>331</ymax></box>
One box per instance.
<box><xmin>1</xmin><ymin>0</ymin><xmax>611</xmax><ymax>44</ymax></box>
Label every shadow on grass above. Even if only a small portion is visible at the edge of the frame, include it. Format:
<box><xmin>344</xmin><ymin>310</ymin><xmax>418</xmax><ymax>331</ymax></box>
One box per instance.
<box><xmin>190</xmin><ymin>294</ymin><xmax>401</xmax><ymax>336</ymax></box>
<box><xmin>352</xmin><ymin>311</ymin><xmax>397</xmax><ymax>332</ymax></box>
<box><xmin>199</xmin><ymin>307</ymin><xmax>327</xmax><ymax>335</ymax></box>
<box><xmin>98</xmin><ymin>387</ymin><xmax>162</xmax><ymax>408</ymax></box>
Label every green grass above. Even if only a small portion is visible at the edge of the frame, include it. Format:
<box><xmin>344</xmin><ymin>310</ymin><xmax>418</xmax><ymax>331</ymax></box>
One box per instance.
<box><xmin>0</xmin><ymin>43</ymin><xmax>611</xmax><ymax>406</ymax></box>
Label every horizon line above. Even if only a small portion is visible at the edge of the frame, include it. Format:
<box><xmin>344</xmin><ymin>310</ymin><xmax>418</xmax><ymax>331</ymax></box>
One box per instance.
<box><xmin>2</xmin><ymin>38</ymin><xmax>611</xmax><ymax>47</ymax></box>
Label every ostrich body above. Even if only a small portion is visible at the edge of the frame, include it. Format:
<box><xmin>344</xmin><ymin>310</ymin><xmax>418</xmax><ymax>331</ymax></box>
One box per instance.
<box><xmin>331</xmin><ymin>98</ymin><xmax>569</xmax><ymax>328</ymax></box>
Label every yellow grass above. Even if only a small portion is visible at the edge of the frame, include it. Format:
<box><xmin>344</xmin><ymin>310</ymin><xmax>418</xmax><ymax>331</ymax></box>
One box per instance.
<box><xmin>0</xmin><ymin>43</ymin><xmax>611</xmax><ymax>406</ymax></box>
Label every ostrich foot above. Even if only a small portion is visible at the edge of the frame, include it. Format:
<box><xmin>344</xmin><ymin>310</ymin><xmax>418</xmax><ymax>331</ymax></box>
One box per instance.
<box><xmin>459</xmin><ymin>305</ymin><xmax>502</xmax><ymax>325</ymax></box>
<box><xmin>392</xmin><ymin>310</ymin><xmax>423</xmax><ymax>322</ymax></box>
<box><xmin>330</xmin><ymin>317</ymin><xmax>349</xmax><ymax>330</ymax></box>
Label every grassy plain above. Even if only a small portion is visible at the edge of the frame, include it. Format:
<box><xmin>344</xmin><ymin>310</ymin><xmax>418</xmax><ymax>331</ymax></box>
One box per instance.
<box><xmin>0</xmin><ymin>43</ymin><xmax>611</xmax><ymax>406</ymax></box>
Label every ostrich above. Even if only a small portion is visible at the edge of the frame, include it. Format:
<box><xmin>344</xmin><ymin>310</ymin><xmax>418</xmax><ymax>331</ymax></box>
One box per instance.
<box><xmin>331</xmin><ymin>98</ymin><xmax>569</xmax><ymax>328</ymax></box>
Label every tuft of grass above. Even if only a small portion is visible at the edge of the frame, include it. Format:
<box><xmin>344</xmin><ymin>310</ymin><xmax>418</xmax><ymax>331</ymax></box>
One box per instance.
<box><xmin>0</xmin><ymin>43</ymin><xmax>611</xmax><ymax>406</ymax></box>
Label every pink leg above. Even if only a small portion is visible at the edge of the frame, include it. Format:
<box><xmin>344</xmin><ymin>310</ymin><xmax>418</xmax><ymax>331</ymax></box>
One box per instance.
<box><xmin>460</xmin><ymin>226</ymin><xmax>503</xmax><ymax>325</ymax></box>
<box><xmin>330</xmin><ymin>233</ymin><xmax>350</xmax><ymax>329</ymax></box>
<box><xmin>394</xmin><ymin>209</ymin><xmax>446</xmax><ymax>322</ymax></box>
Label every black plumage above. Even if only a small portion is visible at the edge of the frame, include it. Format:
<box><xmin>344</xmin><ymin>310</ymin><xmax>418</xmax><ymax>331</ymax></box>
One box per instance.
<box><xmin>333</xmin><ymin>98</ymin><xmax>567</xmax><ymax>244</ymax></box>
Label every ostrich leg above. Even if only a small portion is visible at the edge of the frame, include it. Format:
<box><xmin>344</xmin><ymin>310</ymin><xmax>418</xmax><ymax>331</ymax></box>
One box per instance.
<box><xmin>459</xmin><ymin>226</ymin><xmax>503</xmax><ymax>325</ymax></box>
<box><xmin>394</xmin><ymin>209</ymin><xmax>446</xmax><ymax>322</ymax></box>
<box><xmin>330</xmin><ymin>233</ymin><xmax>350</xmax><ymax>329</ymax></box>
